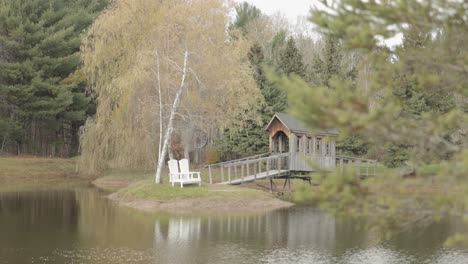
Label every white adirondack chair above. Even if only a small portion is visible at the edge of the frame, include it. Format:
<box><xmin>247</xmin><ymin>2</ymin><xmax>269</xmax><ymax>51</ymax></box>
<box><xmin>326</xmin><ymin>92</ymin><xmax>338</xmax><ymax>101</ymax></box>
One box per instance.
<box><xmin>178</xmin><ymin>159</ymin><xmax>201</xmax><ymax>188</ymax></box>
<box><xmin>168</xmin><ymin>159</ymin><xmax>182</xmax><ymax>186</ymax></box>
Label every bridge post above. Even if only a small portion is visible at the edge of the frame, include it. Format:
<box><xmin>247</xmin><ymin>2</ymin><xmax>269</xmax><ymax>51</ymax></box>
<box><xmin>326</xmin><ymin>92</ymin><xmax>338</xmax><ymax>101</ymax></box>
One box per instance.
<box><xmin>241</xmin><ymin>164</ymin><xmax>245</xmax><ymax>184</ymax></box>
<box><xmin>277</xmin><ymin>156</ymin><xmax>280</xmax><ymax>173</ymax></box>
<box><xmin>209</xmin><ymin>165</ymin><xmax>212</xmax><ymax>184</ymax></box>
<box><xmin>366</xmin><ymin>161</ymin><xmax>369</xmax><ymax>177</ymax></box>
<box><xmin>255</xmin><ymin>161</ymin><xmax>258</xmax><ymax>180</ymax></box>
<box><xmin>258</xmin><ymin>160</ymin><xmax>262</xmax><ymax>176</ymax></box>
<box><xmin>269</xmin><ymin>177</ymin><xmax>273</xmax><ymax>193</ymax></box>
<box><xmin>228</xmin><ymin>165</ymin><xmax>231</xmax><ymax>184</ymax></box>
<box><xmin>234</xmin><ymin>165</ymin><xmax>238</xmax><ymax>181</ymax></box>
<box><xmin>246</xmin><ymin>163</ymin><xmax>250</xmax><ymax>179</ymax></box>
<box><xmin>221</xmin><ymin>164</ymin><xmax>225</xmax><ymax>182</ymax></box>
<box><xmin>266</xmin><ymin>157</ymin><xmax>270</xmax><ymax>177</ymax></box>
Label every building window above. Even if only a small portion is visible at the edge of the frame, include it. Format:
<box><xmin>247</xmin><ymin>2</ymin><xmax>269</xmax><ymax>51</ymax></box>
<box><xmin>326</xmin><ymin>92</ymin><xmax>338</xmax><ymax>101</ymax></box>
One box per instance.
<box><xmin>296</xmin><ymin>136</ymin><xmax>301</xmax><ymax>152</ymax></box>
<box><xmin>306</xmin><ymin>137</ymin><xmax>311</xmax><ymax>153</ymax></box>
<box><xmin>326</xmin><ymin>142</ymin><xmax>330</xmax><ymax>155</ymax></box>
<box><xmin>316</xmin><ymin>137</ymin><xmax>322</xmax><ymax>155</ymax></box>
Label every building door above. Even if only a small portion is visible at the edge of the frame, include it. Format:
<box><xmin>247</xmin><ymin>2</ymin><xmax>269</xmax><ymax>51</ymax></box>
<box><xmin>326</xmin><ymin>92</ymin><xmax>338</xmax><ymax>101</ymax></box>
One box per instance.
<box><xmin>272</xmin><ymin>131</ymin><xmax>289</xmax><ymax>153</ymax></box>
<box><xmin>271</xmin><ymin>131</ymin><xmax>289</xmax><ymax>169</ymax></box>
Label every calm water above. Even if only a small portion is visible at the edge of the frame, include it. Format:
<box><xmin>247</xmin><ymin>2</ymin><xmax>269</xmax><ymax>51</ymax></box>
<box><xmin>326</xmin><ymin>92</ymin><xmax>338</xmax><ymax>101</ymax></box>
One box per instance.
<box><xmin>0</xmin><ymin>186</ymin><xmax>467</xmax><ymax>264</ymax></box>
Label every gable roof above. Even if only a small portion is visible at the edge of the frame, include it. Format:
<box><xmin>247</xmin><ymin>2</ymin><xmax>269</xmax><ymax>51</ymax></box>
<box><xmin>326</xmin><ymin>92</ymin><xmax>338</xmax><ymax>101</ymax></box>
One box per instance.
<box><xmin>266</xmin><ymin>112</ymin><xmax>339</xmax><ymax>136</ymax></box>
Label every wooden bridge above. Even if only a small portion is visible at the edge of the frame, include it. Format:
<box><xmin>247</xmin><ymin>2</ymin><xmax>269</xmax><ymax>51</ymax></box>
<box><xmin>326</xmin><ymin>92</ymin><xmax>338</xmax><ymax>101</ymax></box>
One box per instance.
<box><xmin>205</xmin><ymin>113</ymin><xmax>377</xmax><ymax>188</ymax></box>
<box><xmin>206</xmin><ymin>152</ymin><xmax>377</xmax><ymax>185</ymax></box>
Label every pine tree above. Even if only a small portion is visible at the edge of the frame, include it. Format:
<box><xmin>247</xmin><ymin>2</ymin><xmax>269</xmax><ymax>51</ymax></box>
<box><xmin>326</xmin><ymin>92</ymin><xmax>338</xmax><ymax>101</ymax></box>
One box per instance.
<box><xmin>217</xmin><ymin>43</ymin><xmax>271</xmax><ymax>158</ymax></box>
<box><xmin>278</xmin><ymin>38</ymin><xmax>306</xmax><ymax>77</ymax></box>
<box><xmin>0</xmin><ymin>0</ymin><xmax>107</xmax><ymax>156</ymax></box>
<box><xmin>308</xmin><ymin>34</ymin><xmax>367</xmax><ymax>156</ymax></box>
<box><xmin>310</xmin><ymin>34</ymin><xmax>358</xmax><ymax>89</ymax></box>
<box><xmin>229</xmin><ymin>2</ymin><xmax>261</xmax><ymax>36</ymax></box>
<box><xmin>272</xmin><ymin>0</ymin><xmax>468</xmax><ymax>244</ymax></box>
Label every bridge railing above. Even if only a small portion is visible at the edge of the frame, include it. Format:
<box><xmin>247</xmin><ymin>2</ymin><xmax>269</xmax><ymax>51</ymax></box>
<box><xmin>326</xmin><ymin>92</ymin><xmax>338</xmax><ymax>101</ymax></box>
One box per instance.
<box><xmin>207</xmin><ymin>153</ymin><xmax>270</xmax><ymax>167</ymax></box>
<box><xmin>336</xmin><ymin>155</ymin><xmax>377</xmax><ymax>177</ymax></box>
<box><xmin>206</xmin><ymin>153</ymin><xmax>290</xmax><ymax>184</ymax></box>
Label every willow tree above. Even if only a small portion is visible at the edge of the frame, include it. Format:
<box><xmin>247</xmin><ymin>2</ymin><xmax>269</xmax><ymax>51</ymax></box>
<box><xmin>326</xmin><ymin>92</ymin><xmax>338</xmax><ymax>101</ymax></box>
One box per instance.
<box><xmin>78</xmin><ymin>0</ymin><xmax>260</xmax><ymax>179</ymax></box>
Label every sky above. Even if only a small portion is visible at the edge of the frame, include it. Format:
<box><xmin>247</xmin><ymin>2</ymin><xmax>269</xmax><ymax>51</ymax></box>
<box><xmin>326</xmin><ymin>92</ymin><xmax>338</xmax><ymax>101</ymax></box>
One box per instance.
<box><xmin>237</xmin><ymin>0</ymin><xmax>318</xmax><ymax>22</ymax></box>
<box><xmin>234</xmin><ymin>0</ymin><xmax>403</xmax><ymax>47</ymax></box>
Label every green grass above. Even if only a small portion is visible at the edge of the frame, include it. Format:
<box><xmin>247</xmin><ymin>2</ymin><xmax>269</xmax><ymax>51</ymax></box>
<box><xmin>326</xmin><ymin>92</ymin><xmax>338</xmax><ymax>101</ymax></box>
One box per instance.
<box><xmin>120</xmin><ymin>179</ymin><xmax>209</xmax><ymax>199</ymax></box>
<box><xmin>0</xmin><ymin>156</ymin><xmax>77</xmax><ymax>178</ymax></box>
<box><xmin>0</xmin><ymin>177</ymin><xmax>86</xmax><ymax>192</ymax></box>
<box><xmin>98</xmin><ymin>169</ymin><xmax>155</xmax><ymax>181</ymax></box>
<box><xmin>418</xmin><ymin>163</ymin><xmax>445</xmax><ymax>176</ymax></box>
<box><xmin>116</xmin><ymin>178</ymin><xmax>274</xmax><ymax>201</ymax></box>
<box><xmin>98</xmin><ymin>166</ymin><xmax>219</xmax><ymax>185</ymax></box>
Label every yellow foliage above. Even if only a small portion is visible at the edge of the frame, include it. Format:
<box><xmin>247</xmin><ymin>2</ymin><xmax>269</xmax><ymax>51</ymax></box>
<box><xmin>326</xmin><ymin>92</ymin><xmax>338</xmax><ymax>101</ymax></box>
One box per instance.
<box><xmin>78</xmin><ymin>0</ymin><xmax>260</xmax><ymax>174</ymax></box>
<box><xmin>205</xmin><ymin>147</ymin><xmax>220</xmax><ymax>164</ymax></box>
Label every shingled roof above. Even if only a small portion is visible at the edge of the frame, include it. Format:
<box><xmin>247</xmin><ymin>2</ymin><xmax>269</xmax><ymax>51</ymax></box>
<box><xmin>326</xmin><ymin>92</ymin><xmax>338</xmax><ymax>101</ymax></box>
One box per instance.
<box><xmin>266</xmin><ymin>112</ymin><xmax>339</xmax><ymax>136</ymax></box>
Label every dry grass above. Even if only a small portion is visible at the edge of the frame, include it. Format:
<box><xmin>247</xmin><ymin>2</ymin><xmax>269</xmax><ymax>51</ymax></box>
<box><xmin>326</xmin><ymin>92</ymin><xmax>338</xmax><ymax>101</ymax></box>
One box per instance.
<box><xmin>0</xmin><ymin>156</ymin><xmax>85</xmax><ymax>192</ymax></box>
<box><xmin>0</xmin><ymin>156</ymin><xmax>77</xmax><ymax>179</ymax></box>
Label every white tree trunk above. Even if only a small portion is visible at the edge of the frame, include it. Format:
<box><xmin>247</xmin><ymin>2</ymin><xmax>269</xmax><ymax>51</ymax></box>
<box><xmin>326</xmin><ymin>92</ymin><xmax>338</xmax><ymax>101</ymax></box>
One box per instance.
<box><xmin>155</xmin><ymin>50</ymin><xmax>189</xmax><ymax>184</ymax></box>
<box><xmin>155</xmin><ymin>50</ymin><xmax>163</xmax><ymax>164</ymax></box>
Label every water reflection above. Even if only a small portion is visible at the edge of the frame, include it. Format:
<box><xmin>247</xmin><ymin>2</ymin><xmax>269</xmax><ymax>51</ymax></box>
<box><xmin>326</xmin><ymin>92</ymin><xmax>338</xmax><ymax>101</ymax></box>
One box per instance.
<box><xmin>153</xmin><ymin>208</ymin><xmax>338</xmax><ymax>247</ymax></box>
<box><xmin>0</xmin><ymin>187</ymin><xmax>467</xmax><ymax>264</ymax></box>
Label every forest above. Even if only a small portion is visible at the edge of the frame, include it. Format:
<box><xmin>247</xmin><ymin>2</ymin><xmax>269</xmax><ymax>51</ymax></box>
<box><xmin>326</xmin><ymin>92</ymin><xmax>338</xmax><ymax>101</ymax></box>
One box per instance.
<box><xmin>1</xmin><ymin>0</ymin><xmax>466</xmax><ymax>181</ymax></box>
<box><xmin>0</xmin><ymin>0</ymin><xmax>399</xmax><ymax>166</ymax></box>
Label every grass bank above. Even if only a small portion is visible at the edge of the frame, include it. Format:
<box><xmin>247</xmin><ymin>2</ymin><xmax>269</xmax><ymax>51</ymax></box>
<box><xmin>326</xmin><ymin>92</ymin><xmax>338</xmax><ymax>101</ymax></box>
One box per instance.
<box><xmin>0</xmin><ymin>156</ymin><xmax>85</xmax><ymax>192</ymax></box>
<box><xmin>108</xmin><ymin>178</ymin><xmax>292</xmax><ymax>214</ymax></box>
<box><xmin>0</xmin><ymin>156</ymin><xmax>77</xmax><ymax>179</ymax></box>
<box><xmin>91</xmin><ymin>167</ymin><xmax>295</xmax><ymax>214</ymax></box>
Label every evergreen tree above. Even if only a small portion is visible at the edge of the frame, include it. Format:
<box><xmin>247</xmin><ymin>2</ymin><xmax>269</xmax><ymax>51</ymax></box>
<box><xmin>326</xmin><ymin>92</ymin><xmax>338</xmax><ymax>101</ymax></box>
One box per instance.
<box><xmin>270</xmin><ymin>0</ymin><xmax>468</xmax><ymax>244</ymax></box>
<box><xmin>278</xmin><ymin>38</ymin><xmax>306</xmax><ymax>77</ymax></box>
<box><xmin>229</xmin><ymin>2</ymin><xmax>261</xmax><ymax>35</ymax></box>
<box><xmin>263</xmin><ymin>37</ymin><xmax>307</xmax><ymax>113</ymax></box>
<box><xmin>309</xmin><ymin>34</ymin><xmax>366</xmax><ymax>156</ymax></box>
<box><xmin>311</xmin><ymin>35</ymin><xmax>346</xmax><ymax>87</ymax></box>
<box><xmin>270</xmin><ymin>0</ymin><xmax>466</xmax><ymax>167</ymax></box>
<box><xmin>270</xmin><ymin>30</ymin><xmax>288</xmax><ymax>65</ymax></box>
<box><xmin>217</xmin><ymin>43</ymin><xmax>271</xmax><ymax>158</ymax></box>
<box><xmin>0</xmin><ymin>0</ymin><xmax>107</xmax><ymax>156</ymax></box>
<box><xmin>217</xmin><ymin>3</ymin><xmax>288</xmax><ymax>159</ymax></box>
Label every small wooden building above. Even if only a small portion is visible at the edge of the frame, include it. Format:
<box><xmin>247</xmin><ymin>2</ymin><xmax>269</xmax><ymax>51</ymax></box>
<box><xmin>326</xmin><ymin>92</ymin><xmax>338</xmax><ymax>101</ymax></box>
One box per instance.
<box><xmin>265</xmin><ymin>112</ymin><xmax>338</xmax><ymax>171</ymax></box>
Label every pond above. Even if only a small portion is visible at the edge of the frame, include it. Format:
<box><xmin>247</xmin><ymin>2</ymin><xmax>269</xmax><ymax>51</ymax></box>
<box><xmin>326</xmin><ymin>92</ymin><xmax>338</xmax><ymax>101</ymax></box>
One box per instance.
<box><xmin>0</xmin><ymin>185</ymin><xmax>467</xmax><ymax>264</ymax></box>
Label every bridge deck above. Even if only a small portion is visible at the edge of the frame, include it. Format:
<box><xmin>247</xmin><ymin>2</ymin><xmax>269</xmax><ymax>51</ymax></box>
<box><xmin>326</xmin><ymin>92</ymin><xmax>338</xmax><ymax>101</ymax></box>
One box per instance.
<box><xmin>206</xmin><ymin>153</ymin><xmax>377</xmax><ymax>185</ymax></box>
<box><xmin>217</xmin><ymin>170</ymin><xmax>289</xmax><ymax>185</ymax></box>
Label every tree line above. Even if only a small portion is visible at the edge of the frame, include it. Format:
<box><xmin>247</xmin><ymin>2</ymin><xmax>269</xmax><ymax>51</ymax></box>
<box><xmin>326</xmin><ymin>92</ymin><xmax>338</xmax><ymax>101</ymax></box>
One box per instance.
<box><xmin>0</xmin><ymin>0</ymin><xmax>108</xmax><ymax>156</ymax></box>
<box><xmin>1</xmin><ymin>0</ymin><xmax>465</xmax><ymax>178</ymax></box>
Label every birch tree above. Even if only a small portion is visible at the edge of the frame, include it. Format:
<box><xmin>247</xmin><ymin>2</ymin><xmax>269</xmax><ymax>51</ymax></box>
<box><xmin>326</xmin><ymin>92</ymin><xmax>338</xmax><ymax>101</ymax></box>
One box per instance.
<box><xmin>78</xmin><ymin>0</ymin><xmax>260</xmax><ymax>176</ymax></box>
<box><xmin>154</xmin><ymin>50</ymin><xmax>188</xmax><ymax>184</ymax></box>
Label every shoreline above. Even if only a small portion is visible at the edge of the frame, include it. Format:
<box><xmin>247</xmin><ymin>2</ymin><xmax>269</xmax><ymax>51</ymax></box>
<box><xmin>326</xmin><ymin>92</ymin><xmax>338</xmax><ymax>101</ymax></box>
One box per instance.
<box><xmin>107</xmin><ymin>192</ymin><xmax>294</xmax><ymax>214</ymax></box>
<box><xmin>93</xmin><ymin>177</ymin><xmax>294</xmax><ymax>214</ymax></box>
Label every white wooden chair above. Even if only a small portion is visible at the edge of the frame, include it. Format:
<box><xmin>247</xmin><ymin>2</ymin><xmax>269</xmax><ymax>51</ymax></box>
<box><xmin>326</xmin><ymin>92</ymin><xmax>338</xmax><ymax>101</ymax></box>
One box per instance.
<box><xmin>178</xmin><ymin>158</ymin><xmax>201</xmax><ymax>188</ymax></box>
<box><xmin>168</xmin><ymin>159</ymin><xmax>182</xmax><ymax>186</ymax></box>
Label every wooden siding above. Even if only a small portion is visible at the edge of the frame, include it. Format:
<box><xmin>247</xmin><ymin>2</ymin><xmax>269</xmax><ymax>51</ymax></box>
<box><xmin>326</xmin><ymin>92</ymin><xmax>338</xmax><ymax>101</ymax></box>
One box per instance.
<box><xmin>267</xmin><ymin>116</ymin><xmax>337</xmax><ymax>171</ymax></box>
<box><xmin>289</xmin><ymin>135</ymin><xmax>337</xmax><ymax>171</ymax></box>
<box><xmin>268</xmin><ymin>117</ymin><xmax>291</xmax><ymax>152</ymax></box>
